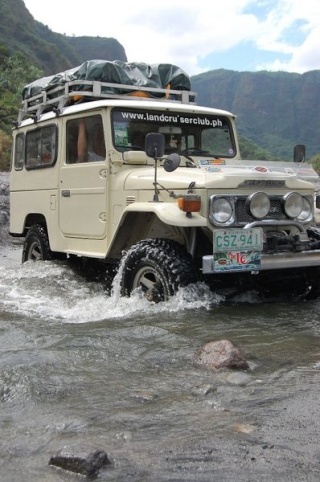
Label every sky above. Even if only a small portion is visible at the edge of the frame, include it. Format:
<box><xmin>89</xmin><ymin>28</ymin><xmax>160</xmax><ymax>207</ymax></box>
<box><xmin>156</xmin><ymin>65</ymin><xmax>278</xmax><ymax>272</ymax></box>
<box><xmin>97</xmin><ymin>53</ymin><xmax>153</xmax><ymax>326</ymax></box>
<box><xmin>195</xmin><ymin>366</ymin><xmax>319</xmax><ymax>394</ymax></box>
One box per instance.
<box><xmin>23</xmin><ymin>0</ymin><xmax>320</xmax><ymax>76</ymax></box>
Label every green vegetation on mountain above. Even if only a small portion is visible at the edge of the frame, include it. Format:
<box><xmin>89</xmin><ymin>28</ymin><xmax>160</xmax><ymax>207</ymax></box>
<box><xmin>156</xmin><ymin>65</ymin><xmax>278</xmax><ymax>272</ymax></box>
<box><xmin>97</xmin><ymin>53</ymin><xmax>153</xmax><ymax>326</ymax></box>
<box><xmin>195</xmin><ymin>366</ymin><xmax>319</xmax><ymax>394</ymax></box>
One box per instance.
<box><xmin>0</xmin><ymin>0</ymin><xmax>126</xmax><ymax>74</ymax></box>
<box><xmin>191</xmin><ymin>69</ymin><xmax>320</xmax><ymax>159</ymax></box>
<box><xmin>0</xmin><ymin>51</ymin><xmax>43</xmax><ymax>169</ymax></box>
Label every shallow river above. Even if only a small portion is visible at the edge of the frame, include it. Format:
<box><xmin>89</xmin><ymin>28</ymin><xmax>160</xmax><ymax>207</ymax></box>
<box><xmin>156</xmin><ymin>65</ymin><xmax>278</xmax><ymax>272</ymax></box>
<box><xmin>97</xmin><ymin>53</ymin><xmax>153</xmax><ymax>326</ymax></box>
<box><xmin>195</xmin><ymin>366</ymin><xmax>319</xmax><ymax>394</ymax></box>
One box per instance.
<box><xmin>1</xmin><ymin>243</ymin><xmax>320</xmax><ymax>481</ymax></box>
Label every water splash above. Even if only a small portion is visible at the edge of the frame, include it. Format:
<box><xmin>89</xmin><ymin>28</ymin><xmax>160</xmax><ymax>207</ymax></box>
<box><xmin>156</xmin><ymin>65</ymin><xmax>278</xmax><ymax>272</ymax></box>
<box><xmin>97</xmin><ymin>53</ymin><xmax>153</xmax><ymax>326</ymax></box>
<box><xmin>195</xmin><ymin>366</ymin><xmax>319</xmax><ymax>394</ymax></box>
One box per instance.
<box><xmin>0</xmin><ymin>249</ymin><xmax>223</xmax><ymax>323</ymax></box>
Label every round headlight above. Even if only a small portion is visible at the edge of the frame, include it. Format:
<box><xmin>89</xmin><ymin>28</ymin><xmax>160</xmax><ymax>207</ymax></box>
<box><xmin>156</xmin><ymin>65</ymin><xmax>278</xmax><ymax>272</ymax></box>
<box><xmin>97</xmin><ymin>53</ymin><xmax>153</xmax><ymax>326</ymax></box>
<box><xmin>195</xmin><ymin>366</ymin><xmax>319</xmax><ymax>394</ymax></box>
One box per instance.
<box><xmin>210</xmin><ymin>197</ymin><xmax>233</xmax><ymax>224</ymax></box>
<box><xmin>284</xmin><ymin>192</ymin><xmax>303</xmax><ymax>218</ymax></box>
<box><xmin>296</xmin><ymin>196</ymin><xmax>312</xmax><ymax>221</ymax></box>
<box><xmin>248</xmin><ymin>192</ymin><xmax>270</xmax><ymax>219</ymax></box>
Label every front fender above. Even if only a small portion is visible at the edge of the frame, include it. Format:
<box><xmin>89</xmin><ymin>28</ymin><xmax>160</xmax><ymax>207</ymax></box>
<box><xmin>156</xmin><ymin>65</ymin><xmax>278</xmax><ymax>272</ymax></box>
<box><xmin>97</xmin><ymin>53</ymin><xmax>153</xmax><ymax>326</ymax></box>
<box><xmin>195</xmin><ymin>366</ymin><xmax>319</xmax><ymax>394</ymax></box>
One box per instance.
<box><xmin>123</xmin><ymin>202</ymin><xmax>207</xmax><ymax>227</ymax></box>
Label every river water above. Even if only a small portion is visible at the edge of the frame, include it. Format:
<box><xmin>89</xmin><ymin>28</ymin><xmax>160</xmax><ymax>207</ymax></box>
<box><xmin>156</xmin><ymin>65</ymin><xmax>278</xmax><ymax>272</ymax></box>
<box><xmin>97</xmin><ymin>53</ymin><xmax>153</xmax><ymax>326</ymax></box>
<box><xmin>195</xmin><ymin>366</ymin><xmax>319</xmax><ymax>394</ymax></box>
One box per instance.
<box><xmin>1</xmin><ymin>240</ymin><xmax>320</xmax><ymax>481</ymax></box>
<box><xmin>0</xmin><ymin>164</ymin><xmax>320</xmax><ymax>480</ymax></box>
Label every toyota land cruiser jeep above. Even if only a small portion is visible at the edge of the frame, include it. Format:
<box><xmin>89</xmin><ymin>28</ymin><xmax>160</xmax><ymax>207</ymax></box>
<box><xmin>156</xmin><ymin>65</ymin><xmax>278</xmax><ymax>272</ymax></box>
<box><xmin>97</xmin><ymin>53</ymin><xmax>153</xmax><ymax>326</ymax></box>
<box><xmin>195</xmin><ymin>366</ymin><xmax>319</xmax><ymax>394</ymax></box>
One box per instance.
<box><xmin>9</xmin><ymin>61</ymin><xmax>320</xmax><ymax>301</ymax></box>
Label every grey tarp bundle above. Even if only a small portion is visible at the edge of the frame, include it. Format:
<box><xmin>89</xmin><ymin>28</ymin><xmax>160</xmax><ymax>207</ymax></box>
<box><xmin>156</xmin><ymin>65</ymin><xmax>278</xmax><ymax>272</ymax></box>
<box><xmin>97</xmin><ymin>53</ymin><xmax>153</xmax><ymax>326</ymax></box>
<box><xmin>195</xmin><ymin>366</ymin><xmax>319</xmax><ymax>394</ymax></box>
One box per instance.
<box><xmin>22</xmin><ymin>60</ymin><xmax>191</xmax><ymax>100</ymax></box>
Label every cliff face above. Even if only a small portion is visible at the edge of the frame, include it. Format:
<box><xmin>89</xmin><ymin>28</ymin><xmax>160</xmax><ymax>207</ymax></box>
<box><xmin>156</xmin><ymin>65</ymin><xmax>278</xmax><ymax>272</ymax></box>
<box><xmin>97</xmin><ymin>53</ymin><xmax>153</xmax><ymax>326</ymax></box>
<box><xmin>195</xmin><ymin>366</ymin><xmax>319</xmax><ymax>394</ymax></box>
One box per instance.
<box><xmin>0</xmin><ymin>0</ymin><xmax>127</xmax><ymax>75</ymax></box>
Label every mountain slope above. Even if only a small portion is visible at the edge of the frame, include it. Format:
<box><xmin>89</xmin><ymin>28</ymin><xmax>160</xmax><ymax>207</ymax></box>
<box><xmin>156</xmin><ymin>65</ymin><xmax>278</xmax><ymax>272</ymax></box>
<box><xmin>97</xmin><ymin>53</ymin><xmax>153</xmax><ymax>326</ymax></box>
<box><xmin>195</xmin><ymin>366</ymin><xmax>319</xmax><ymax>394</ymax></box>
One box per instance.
<box><xmin>0</xmin><ymin>0</ymin><xmax>319</xmax><ymax>160</ymax></box>
<box><xmin>191</xmin><ymin>69</ymin><xmax>320</xmax><ymax>158</ymax></box>
<box><xmin>0</xmin><ymin>0</ymin><xmax>126</xmax><ymax>74</ymax></box>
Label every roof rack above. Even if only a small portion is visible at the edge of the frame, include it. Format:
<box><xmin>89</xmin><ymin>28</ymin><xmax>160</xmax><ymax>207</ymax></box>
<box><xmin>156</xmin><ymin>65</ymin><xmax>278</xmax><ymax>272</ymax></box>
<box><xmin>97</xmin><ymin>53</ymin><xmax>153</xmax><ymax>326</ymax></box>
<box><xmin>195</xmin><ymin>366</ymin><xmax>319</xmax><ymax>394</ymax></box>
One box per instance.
<box><xmin>17</xmin><ymin>80</ymin><xmax>197</xmax><ymax>125</ymax></box>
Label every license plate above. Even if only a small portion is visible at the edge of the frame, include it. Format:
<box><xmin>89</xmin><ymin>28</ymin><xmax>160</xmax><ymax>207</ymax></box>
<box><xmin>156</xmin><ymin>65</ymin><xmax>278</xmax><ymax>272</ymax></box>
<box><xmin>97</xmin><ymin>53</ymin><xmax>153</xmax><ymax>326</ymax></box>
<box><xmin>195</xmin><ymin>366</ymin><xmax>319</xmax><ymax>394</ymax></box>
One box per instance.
<box><xmin>213</xmin><ymin>251</ymin><xmax>261</xmax><ymax>272</ymax></box>
<box><xmin>214</xmin><ymin>228</ymin><xmax>263</xmax><ymax>253</ymax></box>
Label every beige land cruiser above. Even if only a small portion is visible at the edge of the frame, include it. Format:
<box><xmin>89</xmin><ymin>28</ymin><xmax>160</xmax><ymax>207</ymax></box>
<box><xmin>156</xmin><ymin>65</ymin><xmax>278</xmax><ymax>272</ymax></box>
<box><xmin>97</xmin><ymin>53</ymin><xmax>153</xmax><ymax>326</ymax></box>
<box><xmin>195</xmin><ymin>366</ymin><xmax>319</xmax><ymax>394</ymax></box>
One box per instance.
<box><xmin>9</xmin><ymin>60</ymin><xmax>320</xmax><ymax>301</ymax></box>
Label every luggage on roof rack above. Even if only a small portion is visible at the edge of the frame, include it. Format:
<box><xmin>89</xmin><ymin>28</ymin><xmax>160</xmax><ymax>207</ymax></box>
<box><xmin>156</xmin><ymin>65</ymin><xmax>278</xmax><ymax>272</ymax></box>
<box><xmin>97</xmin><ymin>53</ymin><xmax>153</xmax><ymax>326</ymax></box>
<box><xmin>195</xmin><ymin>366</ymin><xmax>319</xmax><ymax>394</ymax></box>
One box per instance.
<box><xmin>18</xmin><ymin>60</ymin><xmax>196</xmax><ymax>124</ymax></box>
<box><xmin>22</xmin><ymin>60</ymin><xmax>192</xmax><ymax>99</ymax></box>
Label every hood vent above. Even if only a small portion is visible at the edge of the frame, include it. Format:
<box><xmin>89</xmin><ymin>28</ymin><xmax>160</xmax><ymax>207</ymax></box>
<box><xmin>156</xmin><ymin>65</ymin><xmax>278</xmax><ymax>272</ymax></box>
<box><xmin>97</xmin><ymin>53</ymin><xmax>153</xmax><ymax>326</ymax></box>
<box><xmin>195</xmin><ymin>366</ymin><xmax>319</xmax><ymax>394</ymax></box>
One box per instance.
<box><xmin>126</xmin><ymin>196</ymin><xmax>136</xmax><ymax>205</ymax></box>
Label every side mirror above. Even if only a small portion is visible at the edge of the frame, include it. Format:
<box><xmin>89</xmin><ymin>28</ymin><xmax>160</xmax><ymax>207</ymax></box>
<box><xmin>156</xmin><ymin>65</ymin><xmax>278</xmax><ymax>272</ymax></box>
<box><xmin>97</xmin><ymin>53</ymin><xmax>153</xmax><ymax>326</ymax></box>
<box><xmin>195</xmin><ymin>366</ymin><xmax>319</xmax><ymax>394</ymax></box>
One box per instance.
<box><xmin>164</xmin><ymin>153</ymin><xmax>180</xmax><ymax>172</ymax></box>
<box><xmin>294</xmin><ymin>144</ymin><xmax>306</xmax><ymax>163</ymax></box>
<box><xmin>145</xmin><ymin>133</ymin><xmax>165</xmax><ymax>158</ymax></box>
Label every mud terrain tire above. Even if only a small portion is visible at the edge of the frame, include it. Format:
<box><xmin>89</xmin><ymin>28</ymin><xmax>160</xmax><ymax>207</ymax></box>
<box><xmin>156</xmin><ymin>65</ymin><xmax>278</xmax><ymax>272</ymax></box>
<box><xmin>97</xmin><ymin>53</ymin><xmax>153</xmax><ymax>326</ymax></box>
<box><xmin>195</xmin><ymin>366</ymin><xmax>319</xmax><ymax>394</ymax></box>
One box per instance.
<box><xmin>120</xmin><ymin>238</ymin><xmax>195</xmax><ymax>302</ymax></box>
<box><xmin>22</xmin><ymin>224</ymin><xmax>53</xmax><ymax>262</ymax></box>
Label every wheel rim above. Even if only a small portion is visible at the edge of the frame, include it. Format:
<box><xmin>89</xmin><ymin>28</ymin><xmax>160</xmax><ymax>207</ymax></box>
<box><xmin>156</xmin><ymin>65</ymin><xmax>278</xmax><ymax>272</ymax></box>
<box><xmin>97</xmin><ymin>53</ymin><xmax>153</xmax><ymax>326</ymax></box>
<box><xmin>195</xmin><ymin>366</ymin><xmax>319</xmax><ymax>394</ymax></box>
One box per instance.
<box><xmin>27</xmin><ymin>240</ymin><xmax>43</xmax><ymax>261</ymax></box>
<box><xmin>132</xmin><ymin>265</ymin><xmax>168</xmax><ymax>302</ymax></box>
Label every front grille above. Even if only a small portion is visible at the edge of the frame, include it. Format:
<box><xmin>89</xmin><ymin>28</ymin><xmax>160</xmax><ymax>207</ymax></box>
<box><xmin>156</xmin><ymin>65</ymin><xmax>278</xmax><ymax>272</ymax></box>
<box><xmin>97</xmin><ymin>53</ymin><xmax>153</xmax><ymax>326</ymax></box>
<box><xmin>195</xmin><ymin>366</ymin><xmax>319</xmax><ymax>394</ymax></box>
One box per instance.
<box><xmin>235</xmin><ymin>196</ymin><xmax>285</xmax><ymax>224</ymax></box>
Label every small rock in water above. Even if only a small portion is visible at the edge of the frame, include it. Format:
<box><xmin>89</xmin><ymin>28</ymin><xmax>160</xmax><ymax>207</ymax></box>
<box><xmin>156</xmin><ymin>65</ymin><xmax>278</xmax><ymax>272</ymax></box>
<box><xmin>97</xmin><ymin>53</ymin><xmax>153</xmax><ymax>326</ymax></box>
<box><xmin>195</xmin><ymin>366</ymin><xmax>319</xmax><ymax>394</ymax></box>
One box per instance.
<box><xmin>49</xmin><ymin>445</ymin><xmax>111</xmax><ymax>477</ymax></box>
<box><xmin>192</xmin><ymin>339</ymin><xmax>249</xmax><ymax>371</ymax></box>
<box><xmin>191</xmin><ymin>384</ymin><xmax>216</xmax><ymax>396</ymax></box>
<box><xmin>234</xmin><ymin>423</ymin><xmax>256</xmax><ymax>434</ymax></box>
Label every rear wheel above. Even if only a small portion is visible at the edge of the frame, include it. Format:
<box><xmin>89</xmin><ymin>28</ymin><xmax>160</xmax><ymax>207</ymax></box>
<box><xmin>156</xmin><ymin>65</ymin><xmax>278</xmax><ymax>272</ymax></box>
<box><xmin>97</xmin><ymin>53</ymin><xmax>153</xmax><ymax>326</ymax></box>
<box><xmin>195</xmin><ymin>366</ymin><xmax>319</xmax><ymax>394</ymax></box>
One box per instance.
<box><xmin>120</xmin><ymin>238</ymin><xmax>195</xmax><ymax>302</ymax></box>
<box><xmin>22</xmin><ymin>224</ymin><xmax>53</xmax><ymax>262</ymax></box>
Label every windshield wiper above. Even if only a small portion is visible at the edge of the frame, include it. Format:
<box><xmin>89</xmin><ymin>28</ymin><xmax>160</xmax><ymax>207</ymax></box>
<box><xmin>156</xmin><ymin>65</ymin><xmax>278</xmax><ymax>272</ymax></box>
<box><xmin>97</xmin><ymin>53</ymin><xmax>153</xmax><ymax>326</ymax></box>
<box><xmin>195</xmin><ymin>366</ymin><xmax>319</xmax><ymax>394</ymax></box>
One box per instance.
<box><xmin>180</xmin><ymin>149</ymin><xmax>197</xmax><ymax>167</ymax></box>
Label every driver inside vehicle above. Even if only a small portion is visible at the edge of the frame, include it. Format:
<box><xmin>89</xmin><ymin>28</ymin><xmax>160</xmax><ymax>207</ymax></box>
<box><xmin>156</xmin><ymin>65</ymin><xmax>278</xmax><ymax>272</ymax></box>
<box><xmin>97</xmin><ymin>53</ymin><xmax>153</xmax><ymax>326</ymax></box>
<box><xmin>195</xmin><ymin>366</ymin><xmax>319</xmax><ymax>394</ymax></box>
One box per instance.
<box><xmin>165</xmin><ymin>133</ymin><xmax>182</xmax><ymax>152</ymax></box>
<box><xmin>159</xmin><ymin>126</ymin><xmax>182</xmax><ymax>153</ymax></box>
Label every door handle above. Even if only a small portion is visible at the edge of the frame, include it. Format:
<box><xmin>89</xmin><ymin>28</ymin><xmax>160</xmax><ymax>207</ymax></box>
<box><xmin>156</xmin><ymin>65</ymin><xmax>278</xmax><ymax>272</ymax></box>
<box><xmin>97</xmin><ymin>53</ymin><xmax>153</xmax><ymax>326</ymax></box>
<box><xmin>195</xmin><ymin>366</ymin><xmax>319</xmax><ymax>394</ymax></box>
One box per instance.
<box><xmin>61</xmin><ymin>190</ymin><xmax>70</xmax><ymax>197</ymax></box>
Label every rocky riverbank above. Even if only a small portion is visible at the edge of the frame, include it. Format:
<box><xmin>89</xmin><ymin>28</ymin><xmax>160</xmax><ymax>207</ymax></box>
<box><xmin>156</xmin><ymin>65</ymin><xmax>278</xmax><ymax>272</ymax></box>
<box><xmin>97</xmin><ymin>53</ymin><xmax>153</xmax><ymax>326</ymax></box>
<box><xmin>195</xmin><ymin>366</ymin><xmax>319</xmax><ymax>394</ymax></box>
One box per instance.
<box><xmin>0</xmin><ymin>172</ymin><xmax>10</xmax><ymax>244</ymax></box>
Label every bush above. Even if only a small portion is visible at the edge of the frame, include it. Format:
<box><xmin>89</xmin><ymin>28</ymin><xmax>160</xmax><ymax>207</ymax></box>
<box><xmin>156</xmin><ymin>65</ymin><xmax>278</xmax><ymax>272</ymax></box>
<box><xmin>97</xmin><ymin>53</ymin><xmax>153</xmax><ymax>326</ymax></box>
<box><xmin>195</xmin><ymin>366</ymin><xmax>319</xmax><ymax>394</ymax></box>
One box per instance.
<box><xmin>310</xmin><ymin>154</ymin><xmax>320</xmax><ymax>175</ymax></box>
<box><xmin>0</xmin><ymin>130</ymin><xmax>11</xmax><ymax>171</ymax></box>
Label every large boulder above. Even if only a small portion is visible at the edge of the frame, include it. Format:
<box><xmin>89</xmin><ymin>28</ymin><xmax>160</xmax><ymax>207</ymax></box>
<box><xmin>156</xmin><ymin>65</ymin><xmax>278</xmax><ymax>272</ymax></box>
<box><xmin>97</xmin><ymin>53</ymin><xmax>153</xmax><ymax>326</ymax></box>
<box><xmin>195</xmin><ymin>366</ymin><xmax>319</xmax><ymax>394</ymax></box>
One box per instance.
<box><xmin>192</xmin><ymin>339</ymin><xmax>249</xmax><ymax>370</ymax></box>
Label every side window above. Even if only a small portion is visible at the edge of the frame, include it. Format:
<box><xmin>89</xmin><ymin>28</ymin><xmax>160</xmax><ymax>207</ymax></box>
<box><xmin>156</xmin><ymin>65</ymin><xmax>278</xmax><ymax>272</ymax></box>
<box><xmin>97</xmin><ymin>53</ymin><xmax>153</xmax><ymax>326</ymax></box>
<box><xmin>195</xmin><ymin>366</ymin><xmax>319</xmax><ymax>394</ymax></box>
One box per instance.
<box><xmin>14</xmin><ymin>133</ymin><xmax>25</xmax><ymax>170</ymax></box>
<box><xmin>66</xmin><ymin>115</ymin><xmax>106</xmax><ymax>164</ymax></box>
<box><xmin>26</xmin><ymin>125</ymin><xmax>57</xmax><ymax>169</ymax></box>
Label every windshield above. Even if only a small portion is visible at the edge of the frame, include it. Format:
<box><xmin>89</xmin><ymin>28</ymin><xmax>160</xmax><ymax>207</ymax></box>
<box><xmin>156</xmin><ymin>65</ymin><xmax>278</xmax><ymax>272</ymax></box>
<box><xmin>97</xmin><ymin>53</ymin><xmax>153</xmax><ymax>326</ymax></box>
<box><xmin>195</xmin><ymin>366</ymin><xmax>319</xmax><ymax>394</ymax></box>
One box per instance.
<box><xmin>111</xmin><ymin>108</ymin><xmax>236</xmax><ymax>158</ymax></box>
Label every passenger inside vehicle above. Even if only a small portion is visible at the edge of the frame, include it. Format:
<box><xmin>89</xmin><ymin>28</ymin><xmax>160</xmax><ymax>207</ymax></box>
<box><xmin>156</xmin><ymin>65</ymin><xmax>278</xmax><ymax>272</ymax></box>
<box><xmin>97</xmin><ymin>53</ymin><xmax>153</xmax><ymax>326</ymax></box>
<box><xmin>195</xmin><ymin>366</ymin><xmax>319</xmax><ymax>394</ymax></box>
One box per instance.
<box><xmin>66</xmin><ymin>116</ymin><xmax>106</xmax><ymax>163</ymax></box>
<box><xmin>77</xmin><ymin>118</ymin><xmax>106</xmax><ymax>162</ymax></box>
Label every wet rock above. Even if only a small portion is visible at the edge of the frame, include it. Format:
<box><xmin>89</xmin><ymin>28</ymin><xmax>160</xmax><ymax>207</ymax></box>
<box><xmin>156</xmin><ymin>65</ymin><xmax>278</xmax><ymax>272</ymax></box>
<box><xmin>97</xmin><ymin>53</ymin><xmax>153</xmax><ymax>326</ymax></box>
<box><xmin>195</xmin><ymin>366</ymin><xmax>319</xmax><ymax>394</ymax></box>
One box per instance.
<box><xmin>116</xmin><ymin>431</ymin><xmax>133</xmax><ymax>442</ymax></box>
<box><xmin>0</xmin><ymin>385</ymin><xmax>11</xmax><ymax>401</ymax></box>
<box><xmin>193</xmin><ymin>340</ymin><xmax>249</xmax><ymax>371</ymax></box>
<box><xmin>0</xmin><ymin>172</ymin><xmax>10</xmax><ymax>243</ymax></box>
<box><xmin>234</xmin><ymin>423</ymin><xmax>256</xmax><ymax>434</ymax></box>
<box><xmin>0</xmin><ymin>172</ymin><xmax>10</xmax><ymax>208</ymax></box>
<box><xmin>49</xmin><ymin>445</ymin><xmax>111</xmax><ymax>477</ymax></box>
<box><xmin>191</xmin><ymin>384</ymin><xmax>216</xmax><ymax>396</ymax></box>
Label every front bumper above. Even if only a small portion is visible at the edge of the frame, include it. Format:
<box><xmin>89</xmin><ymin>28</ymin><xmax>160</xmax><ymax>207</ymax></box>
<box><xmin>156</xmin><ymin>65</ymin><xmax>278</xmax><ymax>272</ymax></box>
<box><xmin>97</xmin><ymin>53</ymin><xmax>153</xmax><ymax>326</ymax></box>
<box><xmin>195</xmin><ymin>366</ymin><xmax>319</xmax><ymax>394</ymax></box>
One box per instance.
<box><xmin>202</xmin><ymin>249</ymin><xmax>320</xmax><ymax>274</ymax></box>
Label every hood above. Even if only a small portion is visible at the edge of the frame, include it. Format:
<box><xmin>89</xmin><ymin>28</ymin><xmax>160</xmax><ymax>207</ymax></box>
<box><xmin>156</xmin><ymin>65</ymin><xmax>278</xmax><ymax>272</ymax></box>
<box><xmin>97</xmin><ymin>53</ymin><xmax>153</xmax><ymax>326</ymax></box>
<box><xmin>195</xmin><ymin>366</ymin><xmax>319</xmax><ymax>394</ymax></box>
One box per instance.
<box><xmin>123</xmin><ymin>159</ymin><xmax>319</xmax><ymax>192</ymax></box>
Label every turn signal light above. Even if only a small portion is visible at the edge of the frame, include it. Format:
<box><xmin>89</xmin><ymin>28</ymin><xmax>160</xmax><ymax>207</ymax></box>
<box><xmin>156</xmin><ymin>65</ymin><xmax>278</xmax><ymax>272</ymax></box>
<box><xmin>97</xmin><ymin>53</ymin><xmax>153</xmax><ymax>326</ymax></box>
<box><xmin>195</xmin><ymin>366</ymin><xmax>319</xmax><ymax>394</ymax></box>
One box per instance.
<box><xmin>178</xmin><ymin>194</ymin><xmax>201</xmax><ymax>213</ymax></box>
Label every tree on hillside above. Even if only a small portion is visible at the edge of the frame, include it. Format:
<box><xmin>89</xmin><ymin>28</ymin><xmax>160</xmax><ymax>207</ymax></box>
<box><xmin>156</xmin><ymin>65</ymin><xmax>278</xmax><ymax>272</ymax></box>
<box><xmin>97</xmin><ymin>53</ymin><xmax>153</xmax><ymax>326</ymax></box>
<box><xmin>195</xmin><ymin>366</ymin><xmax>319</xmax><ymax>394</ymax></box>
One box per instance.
<box><xmin>0</xmin><ymin>51</ymin><xmax>43</xmax><ymax>132</ymax></box>
<box><xmin>310</xmin><ymin>154</ymin><xmax>320</xmax><ymax>175</ymax></box>
<box><xmin>238</xmin><ymin>136</ymin><xmax>279</xmax><ymax>161</ymax></box>
<box><xmin>0</xmin><ymin>51</ymin><xmax>43</xmax><ymax>170</ymax></box>
<box><xmin>0</xmin><ymin>44</ymin><xmax>9</xmax><ymax>65</ymax></box>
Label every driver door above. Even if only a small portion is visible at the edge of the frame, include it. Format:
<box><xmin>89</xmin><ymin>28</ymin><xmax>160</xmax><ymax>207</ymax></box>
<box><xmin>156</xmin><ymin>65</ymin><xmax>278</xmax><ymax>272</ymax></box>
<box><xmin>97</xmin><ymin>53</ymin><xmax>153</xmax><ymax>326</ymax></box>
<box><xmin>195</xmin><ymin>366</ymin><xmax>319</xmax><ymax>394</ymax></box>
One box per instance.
<box><xmin>59</xmin><ymin>114</ymin><xmax>108</xmax><ymax>239</ymax></box>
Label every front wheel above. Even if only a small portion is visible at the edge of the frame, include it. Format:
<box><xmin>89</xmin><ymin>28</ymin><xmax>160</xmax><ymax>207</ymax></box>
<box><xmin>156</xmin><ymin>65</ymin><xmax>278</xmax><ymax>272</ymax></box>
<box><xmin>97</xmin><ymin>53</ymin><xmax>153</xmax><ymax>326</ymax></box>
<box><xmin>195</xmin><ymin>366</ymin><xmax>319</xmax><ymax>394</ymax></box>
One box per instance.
<box><xmin>120</xmin><ymin>238</ymin><xmax>195</xmax><ymax>302</ymax></box>
<box><xmin>22</xmin><ymin>224</ymin><xmax>53</xmax><ymax>262</ymax></box>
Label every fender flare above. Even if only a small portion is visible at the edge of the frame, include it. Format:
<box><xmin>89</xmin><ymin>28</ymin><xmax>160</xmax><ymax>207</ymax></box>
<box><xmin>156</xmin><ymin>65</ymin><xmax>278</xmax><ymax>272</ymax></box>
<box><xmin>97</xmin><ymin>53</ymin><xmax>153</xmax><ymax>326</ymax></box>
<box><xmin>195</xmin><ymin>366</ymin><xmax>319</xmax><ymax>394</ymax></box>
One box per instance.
<box><xmin>106</xmin><ymin>202</ymin><xmax>206</xmax><ymax>259</ymax></box>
